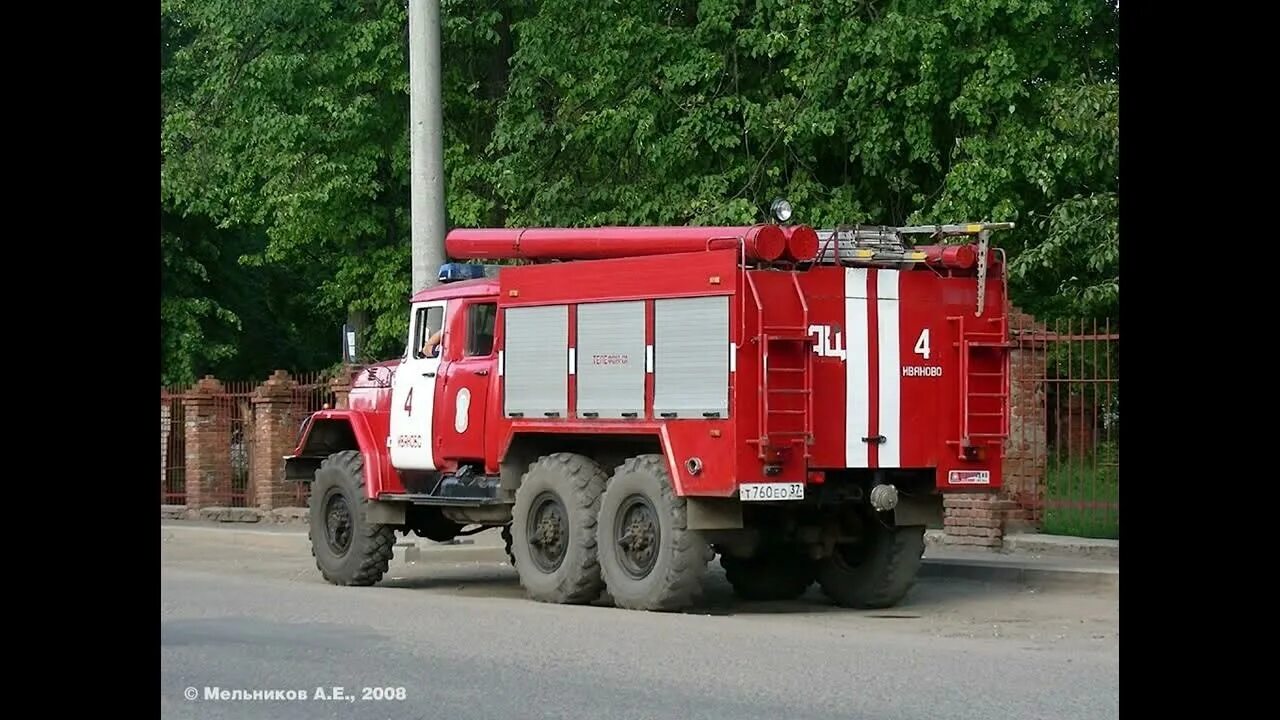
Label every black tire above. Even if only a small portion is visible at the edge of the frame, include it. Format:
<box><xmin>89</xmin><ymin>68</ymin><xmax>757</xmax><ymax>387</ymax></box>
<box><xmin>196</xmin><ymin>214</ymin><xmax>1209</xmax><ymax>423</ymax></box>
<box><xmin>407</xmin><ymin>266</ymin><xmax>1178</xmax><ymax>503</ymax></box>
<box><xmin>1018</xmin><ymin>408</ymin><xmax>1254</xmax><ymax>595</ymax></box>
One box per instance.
<box><xmin>597</xmin><ymin>455</ymin><xmax>709</xmax><ymax>612</ymax></box>
<box><xmin>510</xmin><ymin>453</ymin><xmax>607</xmax><ymax>604</ymax></box>
<box><xmin>501</xmin><ymin>524</ymin><xmax>516</xmax><ymax>567</ymax></box>
<box><xmin>308</xmin><ymin>450</ymin><xmax>396</xmax><ymax>586</ymax></box>
<box><xmin>721</xmin><ymin>546</ymin><xmax>816</xmax><ymax>601</ymax></box>
<box><xmin>817</xmin><ymin>523</ymin><xmax>926</xmax><ymax>609</ymax></box>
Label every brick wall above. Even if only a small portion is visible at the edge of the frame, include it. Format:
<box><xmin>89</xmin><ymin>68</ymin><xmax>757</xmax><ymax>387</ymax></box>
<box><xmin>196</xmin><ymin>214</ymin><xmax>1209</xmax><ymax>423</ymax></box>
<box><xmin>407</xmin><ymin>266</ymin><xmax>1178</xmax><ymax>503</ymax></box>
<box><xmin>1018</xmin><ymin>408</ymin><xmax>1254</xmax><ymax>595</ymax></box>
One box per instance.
<box><xmin>251</xmin><ymin>371</ymin><xmax>299</xmax><ymax>511</ymax></box>
<box><xmin>1060</xmin><ymin>393</ymin><xmax>1098</xmax><ymax>458</ymax></box>
<box><xmin>942</xmin><ymin>494</ymin><xmax>1011</xmax><ymax>548</ymax></box>
<box><xmin>1001</xmin><ymin>307</ymin><xmax>1047</xmax><ymax>532</ymax></box>
<box><xmin>183</xmin><ymin>377</ymin><xmax>232</xmax><ymax>509</ymax></box>
<box><xmin>330</xmin><ymin>369</ymin><xmax>353</xmax><ymax>409</ymax></box>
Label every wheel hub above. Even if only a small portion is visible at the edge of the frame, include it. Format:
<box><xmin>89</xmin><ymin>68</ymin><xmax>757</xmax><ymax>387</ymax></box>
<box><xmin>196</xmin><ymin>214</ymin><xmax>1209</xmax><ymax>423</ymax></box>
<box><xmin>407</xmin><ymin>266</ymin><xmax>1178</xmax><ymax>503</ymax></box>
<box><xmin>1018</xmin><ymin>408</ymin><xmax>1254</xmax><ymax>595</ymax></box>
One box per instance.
<box><xmin>323</xmin><ymin>491</ymin><xmax>353</xmax><ymax>555</ymax></box>
<box><xmin>527</xmin><ymin>492</ymin><xmax>569</xmax><ymax>572</ymax></box>
<box><xmin>614</xmin><ymin>494</ymin><xmax>660</xmax><ymax>579</ymax></box>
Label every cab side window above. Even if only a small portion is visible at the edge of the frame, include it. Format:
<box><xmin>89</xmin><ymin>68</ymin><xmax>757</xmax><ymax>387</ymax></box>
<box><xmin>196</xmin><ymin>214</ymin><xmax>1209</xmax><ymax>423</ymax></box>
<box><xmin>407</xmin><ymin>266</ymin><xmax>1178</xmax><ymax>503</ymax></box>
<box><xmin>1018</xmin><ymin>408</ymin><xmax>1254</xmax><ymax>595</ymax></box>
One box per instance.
<box><xmin>465</xmin><ymin>302</ymin><xmax>497</xmax><ymax>357</ymax></box>
<box><xmin>413</xmin><ymin>306</ymin><xmax>445</xmax><ymax>359</ymax></box>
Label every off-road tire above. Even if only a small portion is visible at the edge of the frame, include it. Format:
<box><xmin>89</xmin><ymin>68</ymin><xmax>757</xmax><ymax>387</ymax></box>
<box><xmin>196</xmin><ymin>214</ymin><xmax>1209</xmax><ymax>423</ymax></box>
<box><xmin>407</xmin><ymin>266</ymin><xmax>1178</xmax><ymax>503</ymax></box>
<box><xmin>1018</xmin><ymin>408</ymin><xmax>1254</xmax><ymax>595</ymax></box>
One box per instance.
<box><xmin>510</xmin><ymin>453</ymin><xmax>608</xmax><ymax>604</ymax></box>
<box><xmin>597</xmin><ymin>455</ymin><xmax>710</xmax><ymax>612</ymax></box>
<box><xmin>721</xmin><ymin>546</ymin><xmax>816</xmax><ymax>601</ymax></box>
<box><xmin>501</xmin><ymin>524</ymin><xmax>516</xmax><ymax>566</ymax></box>
<box><xmin>308</xmin><ymin>450</ymin><xmax>396</xmax><ymax>586</ymax></box>
<box><xmin>817</xmin><ymin>523</ymin><xmax>926</xmax><ymax>609</ymax></box>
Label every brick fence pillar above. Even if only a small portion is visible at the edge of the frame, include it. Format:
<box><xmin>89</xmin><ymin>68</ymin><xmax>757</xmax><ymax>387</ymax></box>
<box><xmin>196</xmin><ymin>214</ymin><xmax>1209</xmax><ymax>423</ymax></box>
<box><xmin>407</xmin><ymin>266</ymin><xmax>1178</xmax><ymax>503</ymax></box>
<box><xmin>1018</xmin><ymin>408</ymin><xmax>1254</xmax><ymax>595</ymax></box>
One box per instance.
<box><xmin>184</xmin><ymin>376</ymin><xmax>231</xmax><ymax>509</ymax></box>
<box><xmin>252</xmin><ymin>370</ymin><xmax>299</xmax><ymax>510</ymax></box>
<box><xmin>1001</xmin><ymin>311</ymin><xmax>1048</xmax><ymax>532</ymax></box>
<box><xmin>942</xmin><ymin>493</ymin><xmax>1010</xmax><ymax>548</ymax></box>
<box><xmin>330</xmin><ymin>366</ymin><xmax>354</xmax><ymax>409</ymax></box>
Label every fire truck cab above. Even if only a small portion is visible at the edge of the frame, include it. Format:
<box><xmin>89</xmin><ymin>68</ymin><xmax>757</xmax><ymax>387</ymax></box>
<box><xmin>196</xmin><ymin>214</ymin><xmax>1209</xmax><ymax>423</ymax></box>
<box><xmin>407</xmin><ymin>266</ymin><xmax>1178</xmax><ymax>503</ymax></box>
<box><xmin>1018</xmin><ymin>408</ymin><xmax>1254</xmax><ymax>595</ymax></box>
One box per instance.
<box><xmin>287</xmin><ymin>218</ymin><xmax>1012</xmax><ymax>612</ymax></box>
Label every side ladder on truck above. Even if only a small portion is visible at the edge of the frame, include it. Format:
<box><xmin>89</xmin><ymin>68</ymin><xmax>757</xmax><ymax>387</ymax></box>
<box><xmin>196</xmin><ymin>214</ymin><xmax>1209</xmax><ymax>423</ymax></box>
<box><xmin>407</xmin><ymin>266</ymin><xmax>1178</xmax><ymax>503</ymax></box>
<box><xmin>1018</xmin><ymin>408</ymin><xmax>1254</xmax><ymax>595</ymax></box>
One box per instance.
<box><xmin>947</xmin><ymin>312</ymin><xmax>1012</xmax><ymax>458</ymax></box>
<box><xmin>746</xmin><ymin>272</ymin><xmax>815</xmax><ymax>460</ymax></box>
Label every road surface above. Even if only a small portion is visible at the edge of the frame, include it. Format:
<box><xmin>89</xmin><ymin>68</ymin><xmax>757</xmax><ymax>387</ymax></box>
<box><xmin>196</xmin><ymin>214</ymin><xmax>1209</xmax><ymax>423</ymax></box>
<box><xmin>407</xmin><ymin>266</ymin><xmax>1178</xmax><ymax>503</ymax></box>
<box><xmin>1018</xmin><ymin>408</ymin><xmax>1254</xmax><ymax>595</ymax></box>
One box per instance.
<box><xmin>161</xmin><ymin>527</ymin><xmax>1118</xmax><ymax>720</ymax></box>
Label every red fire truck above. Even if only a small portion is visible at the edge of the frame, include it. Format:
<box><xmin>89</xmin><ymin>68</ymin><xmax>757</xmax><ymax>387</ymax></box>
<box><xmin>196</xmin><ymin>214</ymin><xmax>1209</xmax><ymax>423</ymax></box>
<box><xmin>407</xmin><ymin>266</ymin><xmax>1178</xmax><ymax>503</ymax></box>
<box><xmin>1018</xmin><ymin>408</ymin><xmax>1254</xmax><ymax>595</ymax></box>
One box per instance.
<box><xmin>286</xmin><ymin>216</ymin><xmax>1012</xmax><ymax>612</ymax></box>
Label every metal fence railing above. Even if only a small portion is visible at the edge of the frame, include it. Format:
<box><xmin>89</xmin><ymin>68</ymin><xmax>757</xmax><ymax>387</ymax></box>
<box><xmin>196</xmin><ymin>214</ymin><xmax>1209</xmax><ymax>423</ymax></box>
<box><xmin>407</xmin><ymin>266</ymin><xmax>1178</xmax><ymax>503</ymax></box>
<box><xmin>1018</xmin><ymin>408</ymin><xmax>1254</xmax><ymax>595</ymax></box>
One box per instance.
<box><xmin>1009</xmin><ymin>316</ymin><xmax>1119</xmax><ymax>539</ymax></box>
<box><xmin>160</xmin><ymin>390</ymin><xmax>186</xmax><ymax>506</ymax></box>
<box><xmin>161</xmin><ymin>371</ymin><xmax>337</xmax><ymax>509</ymax></box>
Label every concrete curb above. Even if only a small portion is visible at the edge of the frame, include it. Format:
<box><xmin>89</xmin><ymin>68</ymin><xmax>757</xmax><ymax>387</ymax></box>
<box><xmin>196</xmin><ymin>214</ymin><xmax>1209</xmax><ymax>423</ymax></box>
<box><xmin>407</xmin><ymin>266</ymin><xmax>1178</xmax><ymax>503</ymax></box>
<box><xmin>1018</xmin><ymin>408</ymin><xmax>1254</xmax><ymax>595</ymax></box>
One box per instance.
<box><xmin>919</xmin><ymin>557</ymin><xmax>1117</xmax><ymax>590</ymax></box>
<box><xmin>161</xmin><ymin>523</ymin><xmax>509</xmax><ymax>564</ymax></box>
<box><xmin>926</xmin><ymin>528</ymin><xmax>1119</xmax><ymax>561</ymax></box>
<box><xmin>162</xmin><ymin>505</ymin><xmax>310</xmax><ymax>525</ymax></box>
<box><xmin>1002</xmin><ymin>532</ymin><xmax>1119</xmax><ymax>561</ymax></box>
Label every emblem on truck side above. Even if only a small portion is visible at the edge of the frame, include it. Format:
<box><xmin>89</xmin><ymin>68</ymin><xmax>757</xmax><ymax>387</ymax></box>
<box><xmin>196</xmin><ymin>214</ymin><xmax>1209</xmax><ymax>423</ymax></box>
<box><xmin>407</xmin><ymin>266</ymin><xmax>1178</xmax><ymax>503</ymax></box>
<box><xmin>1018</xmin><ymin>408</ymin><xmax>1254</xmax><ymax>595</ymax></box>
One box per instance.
<box><xmin>810</xmin><ymin>324</ymin><xmax>940</xmax><ymax>377</ymax></box>
<box><xmin>809</xmin><ymin>324</ymin><xmax>847</xmax><ymax>360</ymax></box>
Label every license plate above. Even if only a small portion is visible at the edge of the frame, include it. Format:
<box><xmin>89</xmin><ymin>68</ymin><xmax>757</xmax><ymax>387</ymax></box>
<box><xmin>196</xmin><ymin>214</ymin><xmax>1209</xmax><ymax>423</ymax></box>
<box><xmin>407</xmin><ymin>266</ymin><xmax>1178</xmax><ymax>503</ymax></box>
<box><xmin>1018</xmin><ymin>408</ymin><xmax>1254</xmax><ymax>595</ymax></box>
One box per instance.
<box><xmin>738</xmin><ymin>483</ymin><xmax>805</xmax><ymax>501</ymax></box>
<box><xmin>948</xmin><ymin>470</ymin><xmax>991</xmax><ymax>485</ymax></box>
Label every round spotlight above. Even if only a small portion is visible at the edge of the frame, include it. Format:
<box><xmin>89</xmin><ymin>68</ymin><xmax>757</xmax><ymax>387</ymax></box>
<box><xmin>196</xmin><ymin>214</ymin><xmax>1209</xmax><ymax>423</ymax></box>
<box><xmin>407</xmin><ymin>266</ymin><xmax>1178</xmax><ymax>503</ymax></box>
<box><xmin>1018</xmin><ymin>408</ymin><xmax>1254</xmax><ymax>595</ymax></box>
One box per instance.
<box><xmin>770</xmin><ymin>198</ymin><xmax>793</xmax><ymax>224</ymax></box>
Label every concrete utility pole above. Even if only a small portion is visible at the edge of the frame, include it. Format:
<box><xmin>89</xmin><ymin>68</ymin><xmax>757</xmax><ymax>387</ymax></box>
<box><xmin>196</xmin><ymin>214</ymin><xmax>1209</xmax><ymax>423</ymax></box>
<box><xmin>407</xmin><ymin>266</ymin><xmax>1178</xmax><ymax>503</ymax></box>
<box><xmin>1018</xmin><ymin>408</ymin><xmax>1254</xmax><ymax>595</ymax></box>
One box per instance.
<box><xmin>409</xmin><ymin>0</ymin><xmax>447</xmax><ymax>294</ymax></box>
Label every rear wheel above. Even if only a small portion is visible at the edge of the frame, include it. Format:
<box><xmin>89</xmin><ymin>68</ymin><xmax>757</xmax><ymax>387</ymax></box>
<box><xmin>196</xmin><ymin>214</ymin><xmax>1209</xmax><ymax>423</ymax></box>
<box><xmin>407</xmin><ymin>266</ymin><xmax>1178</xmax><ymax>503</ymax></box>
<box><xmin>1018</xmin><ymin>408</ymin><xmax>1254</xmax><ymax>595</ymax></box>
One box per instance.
<box><xmin>817</xmin><ymin>521</ymin><xmax>926</xmax><ymax>609</ymax></box>
<box><xmin>501</xmin><ymin>524</ymin><xmax>515</xmax><ymax>566</ymax></box>
<box><xmin>308</xmin><ymin>451</ymin><xmax>396</xmax><ymax>586</ymax></box>
<box><xmin>509</xmin><ymin>453</ymin><xmax>607</xmax><ymax>604</ymax></box>
<box><xmin>597</xmin><ymin>455</ymin><xmax>709</xmax><ymax>612</ymax></box>
<box><xmin>721</xmin><ymin>545</ymin><xmax>816</xmax><ymax>601</ymax></box>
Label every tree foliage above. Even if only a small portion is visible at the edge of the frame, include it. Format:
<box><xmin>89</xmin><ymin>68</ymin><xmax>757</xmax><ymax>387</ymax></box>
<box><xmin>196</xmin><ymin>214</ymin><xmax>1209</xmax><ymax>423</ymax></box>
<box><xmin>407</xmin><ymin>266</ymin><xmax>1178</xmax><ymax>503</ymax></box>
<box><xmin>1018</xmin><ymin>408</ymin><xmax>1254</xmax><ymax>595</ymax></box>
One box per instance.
<box><xmin>161</xmin><ymin>0</ymin><xmax>1118</xmax><ymax>381</ymax></box>
<box><xmin>161</xmin><ymin>213</ymin><xmax>240</xmax><ymax>387</ymax></box>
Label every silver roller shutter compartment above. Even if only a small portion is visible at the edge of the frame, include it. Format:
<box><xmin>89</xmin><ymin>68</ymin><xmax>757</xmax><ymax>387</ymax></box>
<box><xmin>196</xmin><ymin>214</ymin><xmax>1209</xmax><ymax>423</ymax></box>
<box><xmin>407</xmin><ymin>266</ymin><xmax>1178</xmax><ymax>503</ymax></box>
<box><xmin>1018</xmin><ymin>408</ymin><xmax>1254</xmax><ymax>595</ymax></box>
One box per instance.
<box><xmin>576</xmin><ymin>301</ymin><xmax>645</xmax><ymax>418</ymax></box>
<box><xmin>653</xmin><ymin>296</ymin><xmax>729</xmax><ymax>418</ymax></box>
<box><xmin>503</xmin><ymin>305</ymin><xmax>568</xmax><ymax>418</ymax></box>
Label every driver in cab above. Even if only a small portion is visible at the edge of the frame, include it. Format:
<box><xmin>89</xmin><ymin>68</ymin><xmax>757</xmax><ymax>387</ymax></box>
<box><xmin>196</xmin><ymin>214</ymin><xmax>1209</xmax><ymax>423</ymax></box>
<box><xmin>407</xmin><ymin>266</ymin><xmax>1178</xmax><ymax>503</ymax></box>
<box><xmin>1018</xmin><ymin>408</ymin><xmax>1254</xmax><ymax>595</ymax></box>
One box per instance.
<box><xmin>420</xmin><ymin>328</ymin><xmax>443</xmax><ymax>358</ymax></box>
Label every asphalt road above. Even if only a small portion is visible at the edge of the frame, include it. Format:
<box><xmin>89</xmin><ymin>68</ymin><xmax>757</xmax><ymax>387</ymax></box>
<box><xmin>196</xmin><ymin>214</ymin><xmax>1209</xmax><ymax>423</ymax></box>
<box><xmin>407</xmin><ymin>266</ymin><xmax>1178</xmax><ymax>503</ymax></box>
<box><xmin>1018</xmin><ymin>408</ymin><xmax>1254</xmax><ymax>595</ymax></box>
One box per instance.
<box><xmin>161</xmin><ymin>529</ymin><xmax>1119</xmax><ymax>720</ymax></box>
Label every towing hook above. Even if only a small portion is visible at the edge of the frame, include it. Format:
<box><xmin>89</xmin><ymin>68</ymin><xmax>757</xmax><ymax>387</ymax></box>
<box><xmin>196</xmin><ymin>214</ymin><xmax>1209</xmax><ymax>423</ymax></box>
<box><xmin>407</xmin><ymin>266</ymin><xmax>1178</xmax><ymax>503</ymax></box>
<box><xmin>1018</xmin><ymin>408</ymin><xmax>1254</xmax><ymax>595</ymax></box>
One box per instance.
<box><xmin>870</xmin><ymin>483</ymin><xmax>899</xmax><ymax>512</ymax></box>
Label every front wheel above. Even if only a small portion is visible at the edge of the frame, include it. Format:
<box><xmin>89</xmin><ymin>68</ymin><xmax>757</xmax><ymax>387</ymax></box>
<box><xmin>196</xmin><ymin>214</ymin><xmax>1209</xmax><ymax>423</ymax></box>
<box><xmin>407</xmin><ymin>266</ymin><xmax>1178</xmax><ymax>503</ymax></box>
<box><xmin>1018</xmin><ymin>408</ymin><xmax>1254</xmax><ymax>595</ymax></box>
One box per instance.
<box><xmin>597</xmin><ymin>455</ymin><xmax>709</xmax><ymax>612</ymax></box>
<box><xmin>308</xmin><ymin>450</ymin><xmax>396</xmax><ymax>586</ymax></box>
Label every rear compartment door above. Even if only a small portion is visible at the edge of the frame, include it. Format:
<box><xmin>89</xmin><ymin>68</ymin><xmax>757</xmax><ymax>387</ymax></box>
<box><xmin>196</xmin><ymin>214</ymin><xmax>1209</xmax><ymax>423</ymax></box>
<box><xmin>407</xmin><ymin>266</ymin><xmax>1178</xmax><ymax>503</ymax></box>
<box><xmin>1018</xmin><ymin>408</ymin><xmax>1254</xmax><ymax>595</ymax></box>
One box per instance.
<box><xmin>843</xmin><ymin>268</ymin><xmax>903</xmax><ymax>468</ymax></box>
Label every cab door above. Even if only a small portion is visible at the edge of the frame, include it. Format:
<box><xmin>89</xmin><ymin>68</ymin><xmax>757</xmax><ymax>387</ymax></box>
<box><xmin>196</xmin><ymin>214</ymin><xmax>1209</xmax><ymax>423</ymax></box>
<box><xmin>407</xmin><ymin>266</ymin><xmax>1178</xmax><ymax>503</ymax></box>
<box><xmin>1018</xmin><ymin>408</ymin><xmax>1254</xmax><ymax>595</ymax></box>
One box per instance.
<box><xmin>439</xmin><ymin>299</ymin><xmax>497</xmax><ymax>463</ymax></box>
<box><xmin>390</xmin><ymin>300</ymin><xmax>447</xmax><ymax>470</ymax></box>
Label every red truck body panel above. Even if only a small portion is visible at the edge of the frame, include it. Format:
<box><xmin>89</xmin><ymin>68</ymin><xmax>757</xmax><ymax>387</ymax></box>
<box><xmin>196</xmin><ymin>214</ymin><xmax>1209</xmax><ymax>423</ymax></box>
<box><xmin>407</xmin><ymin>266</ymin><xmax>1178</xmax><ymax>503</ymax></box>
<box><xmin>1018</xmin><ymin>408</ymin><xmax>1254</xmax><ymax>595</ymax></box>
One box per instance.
<box><xmin>295</xmin><ymin>224</ymin><xmax>1008</xmax><ymax>501</ymax></box>
<box><xmin>302</xmin><ymin>407</ymin><xmax>395</xmax><ymax>495</ymax></box>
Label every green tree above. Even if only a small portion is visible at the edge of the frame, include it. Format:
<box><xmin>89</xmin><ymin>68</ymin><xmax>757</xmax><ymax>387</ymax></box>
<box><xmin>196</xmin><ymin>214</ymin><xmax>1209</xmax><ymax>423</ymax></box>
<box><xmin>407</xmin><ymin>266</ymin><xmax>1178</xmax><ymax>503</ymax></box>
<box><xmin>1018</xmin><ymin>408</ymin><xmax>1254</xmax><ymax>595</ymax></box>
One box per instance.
<box><xmin>161</xmin><ymin>0</ymin><xmax>519</xmax><ymax>366</ymax></box>
<box><xmin>160</xmin><ymin>212</ymin><xmax>239</xmax><ymax>386</ymax></box>
<box><xmin>162</xmin><ymin>0</ymin><xmax>1117</xmax><ymax>382</ymax></box>
<box><xmin>493</xmin><ymin>0</ymin><xmax>1118</xmax><ymax>318</ymax></box>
